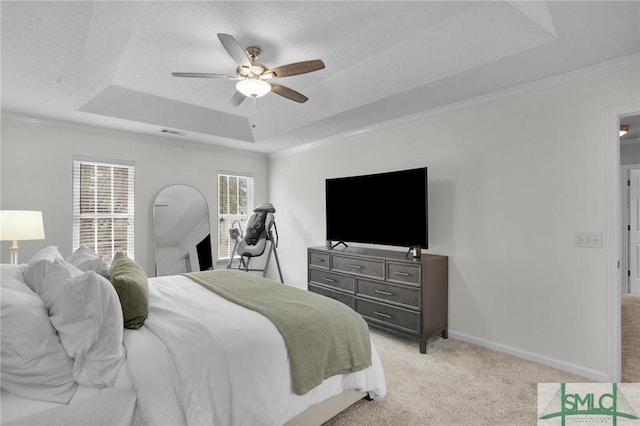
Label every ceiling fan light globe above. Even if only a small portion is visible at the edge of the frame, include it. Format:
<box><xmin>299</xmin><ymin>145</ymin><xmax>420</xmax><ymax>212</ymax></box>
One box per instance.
<box><xmin>236</xmin><ymin>78</ymin><xmax>271</xmax><ymax>98</ymax></box>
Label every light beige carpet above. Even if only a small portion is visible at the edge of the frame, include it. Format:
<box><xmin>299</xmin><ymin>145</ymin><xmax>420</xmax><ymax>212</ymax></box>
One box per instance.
<box><xmin>324</xmin><ymin>329</ymin><xmax>589</xmax><ymax>426</ymax></box>
<box><xmin>623</xmin><ymin>294</ymin><xmax>640</xmax><ymax>383</ymax></box>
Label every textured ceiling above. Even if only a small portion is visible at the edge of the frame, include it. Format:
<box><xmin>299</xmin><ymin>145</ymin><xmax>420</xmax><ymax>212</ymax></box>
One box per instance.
<box><xmin>2</xmin><ymin>1</ymin><xmax>639</xmax><ymax>154</ymax></box>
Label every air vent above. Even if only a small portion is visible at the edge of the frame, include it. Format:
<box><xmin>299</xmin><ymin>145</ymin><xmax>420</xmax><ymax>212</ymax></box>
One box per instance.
<box><xmin>160</xmin><ymin>128</ymin><xmax>186</xmax><ymax>136</ymax></box>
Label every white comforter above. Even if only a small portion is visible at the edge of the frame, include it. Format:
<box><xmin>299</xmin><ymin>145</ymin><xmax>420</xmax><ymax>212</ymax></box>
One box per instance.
<box><xmin>125</xmin><ymin>274</ymin><xmax>386</xmax><ymax>426</ymax></box>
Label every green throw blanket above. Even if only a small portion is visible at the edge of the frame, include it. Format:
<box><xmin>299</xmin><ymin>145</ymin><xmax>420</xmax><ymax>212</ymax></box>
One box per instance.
<box><xmin>185</xmin><ymin>269</ymin><xmax>372</xmax><ymax>395</ymax></box>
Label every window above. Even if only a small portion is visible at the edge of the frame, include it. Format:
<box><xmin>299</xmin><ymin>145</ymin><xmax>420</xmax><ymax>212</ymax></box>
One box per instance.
<box><xmin>218</xmin><ymin>173</ymin><xmax>254</xmax><ymax>260</ymax></box>
<box><xmin>73</xmin><ymin>157</ymin><xmax>135</xmax><ymax>265</ymax></box>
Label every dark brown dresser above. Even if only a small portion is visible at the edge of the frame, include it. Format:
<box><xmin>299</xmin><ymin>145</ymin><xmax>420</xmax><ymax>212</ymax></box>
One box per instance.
<box><xmin>307</xmin><ymin>245</ymin><xmax>448</xmax><ymax>353</ymax></box>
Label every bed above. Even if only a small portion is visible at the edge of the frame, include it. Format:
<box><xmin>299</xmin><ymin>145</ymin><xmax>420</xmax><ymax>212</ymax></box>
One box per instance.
<box><xmin>0</xmin><ymin>246</ymin><xmax>386</xmax><ymax>426</ymax></box>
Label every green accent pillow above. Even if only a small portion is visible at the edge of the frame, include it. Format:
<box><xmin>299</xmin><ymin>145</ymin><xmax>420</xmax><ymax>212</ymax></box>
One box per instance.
<box><xmin>109</xmin><ymin>252</ymin><xmax>148</xmax><ymax>330</ymax></box>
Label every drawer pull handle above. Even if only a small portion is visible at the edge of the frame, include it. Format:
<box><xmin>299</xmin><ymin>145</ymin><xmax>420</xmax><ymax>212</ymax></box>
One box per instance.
<box><xmin>374</xmin><ymin>311</ymin><xmax>392</xmax><ymax>319</ymax></box>
<box><xmin>314</xmin><ymin>258</ymin><xmax>326</xmax><ymax>262</ymax></box>
<box><xmin>375</xmin><ymin>290</ymin><xmax>393</xmax><ymax>296</ymax></box>
<box><xmin>323</xmin><ymin>277</ymin><xmax>336</xmax><ymax>283</ymax></box>
<box><xmin>346</xmin><ymin>264</ymin><xmax>363</xmax><ymax>269</ymax></box>
<box><xmin>394</xmin><ymin>271</ymin><xmax>410</xmax><ymax>276</ymax></box>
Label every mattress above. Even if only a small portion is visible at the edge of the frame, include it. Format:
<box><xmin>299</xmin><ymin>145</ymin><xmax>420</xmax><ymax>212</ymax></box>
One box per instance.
<box><xmin>0</xmin><ymin>358</ymin><xmax>138</xmax><ymax>426</ymax></box>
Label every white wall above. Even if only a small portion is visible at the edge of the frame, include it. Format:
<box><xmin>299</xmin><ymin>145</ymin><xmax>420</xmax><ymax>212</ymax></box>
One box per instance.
<box><xmin>621</xmin><ymin>143</ymin><xmax>640</xmax><ymax>165</ymax></box>
<box><xmin>0</xmin><ymin>119</ymin><xmax>269</xmax><ymax>276</ymax></box>
<box><xmin>269</xmin><ymin>63</ymin><xmax>640</xmax><ymax>379</ymax></box>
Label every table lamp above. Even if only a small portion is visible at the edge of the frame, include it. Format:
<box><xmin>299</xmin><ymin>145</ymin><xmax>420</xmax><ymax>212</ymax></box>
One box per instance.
<box><xmin>0</xmin><ymin>210</ymin><xmax>45</xmax><ymax>264</ymax></box>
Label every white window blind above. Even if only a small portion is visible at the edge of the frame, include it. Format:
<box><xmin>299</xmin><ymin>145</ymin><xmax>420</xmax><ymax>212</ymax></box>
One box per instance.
<box><xmin>218</xmin><ymin>173</ymin><xmax>254</xmax><ymax>260</ymax></box>
<box><xmin>73</xmin><ymin>157</ymin><xmax>135</xmax><ymax>265</ymax></box>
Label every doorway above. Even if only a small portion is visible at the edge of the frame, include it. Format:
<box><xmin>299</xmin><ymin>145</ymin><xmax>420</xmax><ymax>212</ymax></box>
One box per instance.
<box><xmin>622</xmin><ymin>162</ymin><xmax>640</xmax><ymax>294</ymax></box>
<box><xmin>606</xmin><ymin>103</ymin><xmax>640</xmax><ymax>383</ymax></box>
<box><xmin>619</xmin><ymin>118</ymin><xmax>640</xmax><ymax>294</ymax></box>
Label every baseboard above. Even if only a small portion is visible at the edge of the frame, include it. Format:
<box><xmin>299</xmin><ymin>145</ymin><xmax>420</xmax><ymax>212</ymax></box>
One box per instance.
<box><xmin>448</xmin><ymin>330</ymin><xmax>610</xmax><ymax>382</ymax></box>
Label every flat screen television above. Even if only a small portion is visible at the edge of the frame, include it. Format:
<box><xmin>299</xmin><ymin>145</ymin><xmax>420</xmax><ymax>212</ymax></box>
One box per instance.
<box><xmin>325</xmin><ymin>167</ymin><xmax>428</xmax><ymax>249</ymax></box>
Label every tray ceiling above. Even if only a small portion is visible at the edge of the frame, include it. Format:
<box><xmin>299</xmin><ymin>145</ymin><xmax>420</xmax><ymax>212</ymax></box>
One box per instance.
<box><xmin>2</xmin><ymin>1</ymin><xmax>638</xmax><ymax>153</ymax></box>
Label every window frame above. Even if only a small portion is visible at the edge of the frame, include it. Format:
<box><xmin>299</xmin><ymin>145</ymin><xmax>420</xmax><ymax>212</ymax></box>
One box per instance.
<box><xmin>217</xmin><ymin>171</ymin><xmax>254</xmax><ymax>262</ymax></box>
<box><xmin>72</xmin><ymin>155</ymin><xmax>135</xmax><ymax>265</ymax></box>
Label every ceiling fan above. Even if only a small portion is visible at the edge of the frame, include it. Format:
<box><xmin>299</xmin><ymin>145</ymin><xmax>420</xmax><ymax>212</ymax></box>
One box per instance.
<box><xmin>172</xmin><ymin>33</ymin><xmax>325</xmax><ymax>106</ymax></box>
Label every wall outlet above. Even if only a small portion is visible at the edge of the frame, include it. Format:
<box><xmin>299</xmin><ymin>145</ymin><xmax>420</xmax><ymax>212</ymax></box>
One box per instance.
<box><xmin>575</xmin><ymin>232</ymin><xmax>603</xmax><ymax>248</ymax></box>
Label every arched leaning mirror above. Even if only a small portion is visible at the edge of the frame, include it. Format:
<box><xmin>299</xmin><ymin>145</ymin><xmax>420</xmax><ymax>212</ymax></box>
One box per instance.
<box><xmin>153</xmin><ymin>185</ymin><xmax>212</xmax><ymax>276</ymax></box>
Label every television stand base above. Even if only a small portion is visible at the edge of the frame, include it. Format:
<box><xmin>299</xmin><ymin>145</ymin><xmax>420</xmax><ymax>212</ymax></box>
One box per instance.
<box><xmin>330</xmin><ymin>241</ymin><xmax>348</xmax><ymax>249</ymax></box>
<box><xmin>405</xmin><ymin>245</ymin><xmax>422</xmax><ymax>259</ymax></box>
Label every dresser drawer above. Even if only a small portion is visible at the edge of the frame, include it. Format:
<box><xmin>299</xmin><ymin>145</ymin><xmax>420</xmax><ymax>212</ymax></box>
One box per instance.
<box><xmin>386</xmin><ymin>262</ymin><xmax>421</xmax><ymax>286</ymax></box>
<box><xmin>308</xmin><ymin>284</ymin><xmax>355</xmax><ymax>310</ymax></box>
<box><xmin>357</xmin><ymin>279</ymin><xmax>420</xmax><ymax>310</ymax></box>
<box><xmin>356</xmin><ymin>298</ymin><xmax>420</xmax><ymax>334</ymax></box>
<box><xmin>332</xmin><ymin>255</ymin><xmax>384</xmax><ymax>280</ymax></box>
<box><xmin>309</xmin><ymin>269</ymin><xmax>355</xmax><ymax>293</ymax></box>
<box><xmin>308</xmin><ymin>251</ymin><xmax>330</xmax><ymax>269</ymax></box>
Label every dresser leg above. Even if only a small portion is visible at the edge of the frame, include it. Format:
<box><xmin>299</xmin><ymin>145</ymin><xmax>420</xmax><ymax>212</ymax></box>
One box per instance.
<box><xmin>441</xmin><ymin>328</ymin><xmax>448</xmax><ymax>339</ymax></box>
<box><xmin>419</xmin><ymin>338</ymin><xmax>427</xmax><ymax>354</ymax></box>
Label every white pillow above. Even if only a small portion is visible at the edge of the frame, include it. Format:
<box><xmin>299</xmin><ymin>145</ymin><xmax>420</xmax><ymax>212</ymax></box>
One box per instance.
<box><xmin>40</xmin><ymin>258</ymin><xmax>125</xmax><ymax>387</ymax></box>
<box><xmin>67</xmin><ymin>245</ymin><xmax>110</xmax><ymax>278</ymax></box>
<box><xmin>0</xmin><ymin>264</ymin><xmax>27</xmax><ymax>284</ymax></box>
<box><xmin>24</xmin><ymin>245</ymin><xmax>63</xmax><ymax>293</ymax></box>
<box><xmin>1</xmin><ymin>275</ymin><xmax>78</xmax><ymax>403</ymax></box>
<box><xmin>36</xmin><ymin>257</ymin><xmax>83</xmax><ymax>302</ymax></box>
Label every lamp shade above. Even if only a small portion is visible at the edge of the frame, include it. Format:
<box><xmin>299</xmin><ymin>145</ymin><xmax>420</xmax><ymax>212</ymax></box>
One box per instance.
<box><xmin>236</xmin><ymin>78</ymin><xmax>271</xmax><ymax>98</ymax></box>
<box><xmin>0</xmin><ymin>210</ymin><xmax>45</xmax><ymax>241</ymax></box>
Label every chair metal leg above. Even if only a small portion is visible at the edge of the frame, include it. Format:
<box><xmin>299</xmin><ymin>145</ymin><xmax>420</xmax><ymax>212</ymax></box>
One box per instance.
<box><xmin>273</xmin><ymin>246</ymin><xmax>284</xmax><ymax>283</ymax></box>
<box><xmin>262</xmin><ymin>242</ymin><xmax>274</xmax><ymax>278</ymax></box>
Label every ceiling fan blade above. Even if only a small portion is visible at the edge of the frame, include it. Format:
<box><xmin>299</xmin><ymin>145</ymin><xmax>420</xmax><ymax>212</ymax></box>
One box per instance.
<box><xmin>217</xmin><ymin>33</ymin><xmax>251</xmax><ymax>67</ymax></box>
<box><xmin>269</xmin><ymin>82</ymin><xmax>308</xmax><ymax>103</ymax></box>
<box><xmin>228</xmin><ymin>91</ymin><xmax>246</xmax><ymax>107</ymax></box>
<box><xmin>171</xmin><ymin>72</ymin><xmax>232</xmax><ymax>79</ymax></box>
<box><xmin>267</xmin><ymin>60</ymin><xmax>325</xmax><ymax>78</ymax></box>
